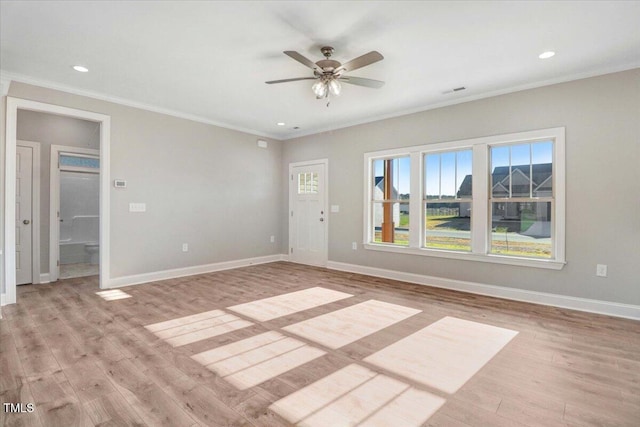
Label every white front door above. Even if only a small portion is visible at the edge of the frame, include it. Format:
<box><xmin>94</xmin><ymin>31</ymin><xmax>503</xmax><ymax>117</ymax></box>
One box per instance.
<box><xmin>16</xmin><ymin>145</ymin><xmax>33</xmax><ymax>285</ymax></box>
<box><xmin>290</xmin><ymin>162</ymin><xmax>327</xmax><ymax>266</ymax></box>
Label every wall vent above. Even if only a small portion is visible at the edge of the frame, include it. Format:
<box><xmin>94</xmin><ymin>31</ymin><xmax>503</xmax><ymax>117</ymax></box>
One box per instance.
<box><xmin>443</xmin><ymin>86</ymin><xmax>467</xmax><ymax>94</ymax></box>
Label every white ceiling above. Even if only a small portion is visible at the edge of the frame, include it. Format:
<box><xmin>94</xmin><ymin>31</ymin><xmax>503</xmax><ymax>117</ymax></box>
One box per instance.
<box><xmin>2</xmin><ymin>1</ymin><xmax>639</xmax><ymax>140</ymax></box>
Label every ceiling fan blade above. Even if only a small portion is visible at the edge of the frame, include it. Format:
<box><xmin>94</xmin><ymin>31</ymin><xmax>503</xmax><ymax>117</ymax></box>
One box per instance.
<box><xmin>339</xmin><ymin>76</ymin><xmax>385</xmax><ymax>89</ymax></box>
<box><xmin>265</xmin><ymin>77</ymin><xmax>317</xmax><ymax>84</ymax></box>
<box><xmin>335</xmin><ymin>51</ymin><xmax>383</xmax><ymax>73</ymax></box>
<box><xmin>284</xmin><ymin>51</ymin><xmax>319</xmax><ymax>71</ymax></box>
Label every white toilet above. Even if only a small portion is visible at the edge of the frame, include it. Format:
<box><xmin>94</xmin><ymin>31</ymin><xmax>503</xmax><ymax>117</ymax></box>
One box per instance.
<box><xmin>84</xmin><ymin>243</ymin><xmax>100</xmax><ymax>265</ymax></box>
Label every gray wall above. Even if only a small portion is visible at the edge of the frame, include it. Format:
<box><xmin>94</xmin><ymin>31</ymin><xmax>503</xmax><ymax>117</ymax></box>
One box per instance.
<box><xmin>282</xmin><ymin>69</ymin><xmax>640</xmax><ymax>306</ymax></box>
<box><xmin>17</xmin><ymin>110</ymin><xmax>101</xmax><ymax>275</ymax></box>
<box><xmin>0</xmin><ymin>94</ymin><xmax>5</xmax><ymax>294</ymax></box>
<box><xmin>5</xmin><ymin>81</ymin><xmax>283</xmax><ymax>282</ymax></box>
<box><xmin>2</xmin><ymin>70</ymin><xmax>638</xmax><ymax>308</ymax></box>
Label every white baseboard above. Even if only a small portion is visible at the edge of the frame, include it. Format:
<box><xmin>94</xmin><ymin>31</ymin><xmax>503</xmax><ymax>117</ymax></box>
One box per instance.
<box><xmin>105</xmin><ymin>254</ymin><xmax>288</xmax><ymax>289</ymax></box>
<box><xmin>327</xmin><ymin>261</ymin><xmax>640</xmax><ymax>321</ymax></box>
<box><xmin>39</xmin><ymin>273</ymin><xmax>51</xmax><ymax>284</ymax></box>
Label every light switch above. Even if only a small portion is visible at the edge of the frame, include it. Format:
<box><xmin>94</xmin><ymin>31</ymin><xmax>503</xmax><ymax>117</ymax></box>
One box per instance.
<box><xmin>129</xmin><ymin>203</ymin><xmax>146</xmax><ymax>212</ymax></box>
<box><xmin>331</xmin><ymin>205</ymin><xmax>340</xmax><ymax>213</ymax></box>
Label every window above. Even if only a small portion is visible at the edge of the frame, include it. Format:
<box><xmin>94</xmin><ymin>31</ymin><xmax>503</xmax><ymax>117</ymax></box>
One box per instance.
<box><xmin>364</xmin><ymin>127</ymin><xmax>565</xmax><ymax>269</ymax></box>
<box><xmin>59</xmin><ymin>154</ymin><xmax>99</xmax><ymax>169</ymax></box>
<box><xmin>425</xmin><ymin>150</ymin><xmax>472</xmax><ymax>251</ymax></box>
<box><xmin>371</xmin><ymin>156</ymin><xmax>410</xmax><ymax>246</ymax></box>
<box><xmin>490</xmin><ymin>141</ymin><xmax>553</xmax><ymax>258</ymax></box>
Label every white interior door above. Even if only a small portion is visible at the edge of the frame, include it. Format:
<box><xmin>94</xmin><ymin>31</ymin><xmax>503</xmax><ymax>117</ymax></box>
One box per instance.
<box><xmin>290</xmin><ymin>162</ymin><xmax>327</xmax><ymax>266</ymax></box>
<box><xmin>16</xmin><ymin>145</ymin><xmax>33</xmax><ymax>285</ymax></box>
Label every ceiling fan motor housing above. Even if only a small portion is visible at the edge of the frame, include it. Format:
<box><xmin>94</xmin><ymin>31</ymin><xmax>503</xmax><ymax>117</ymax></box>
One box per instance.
<box><xmin>316</xmin><ymin>59</ymin><xmax>341</xmax><ymax>73</ymax></box>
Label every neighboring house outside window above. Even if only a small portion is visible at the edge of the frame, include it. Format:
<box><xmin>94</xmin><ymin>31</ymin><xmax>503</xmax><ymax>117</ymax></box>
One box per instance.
<box><xmin>363</xmin><ymin>127</ymin><xmax>565</xmax><ymax>270</ymax></box>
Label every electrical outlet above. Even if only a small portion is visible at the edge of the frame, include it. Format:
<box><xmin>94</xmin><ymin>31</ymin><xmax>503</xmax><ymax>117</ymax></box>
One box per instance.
<box><xmin>270</xmin><ymin>235</ymin><xmax>275</xmax><ymax>243</ymax></box>
<box><xmin>596</xmin><ymin>264</ymin><xmax>607</xmax><ymax>277</ymax></box>
<box><xmin>352</xmin><ymin>242</ymin><xmax>357</xmax><ymax>250</ymax></box>
<box><xmin>182</xmin><ymin>243</ymin><xmax>188</xmax><ymax>252</ymax></box>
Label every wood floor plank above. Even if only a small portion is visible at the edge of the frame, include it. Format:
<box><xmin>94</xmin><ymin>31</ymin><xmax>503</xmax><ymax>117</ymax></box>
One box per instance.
<box><xmin>61</xmin><ymin>360</ymin><xmax>117</xmax><ymax>403</ymax></box>
<box><xmin>1</xmin><ymin>261</ymin><xmax>638</xmax><ymax>427</ymax></box>
<box><xmin>102</xmin><ymin>359</ymin><xmax>197</xmax><ymax>427</ymax></box>
<box><xmin>82</xmin><ymin>392</ymin><xmax>146</xmax><ymax>426</ymax></box>
<box><xmin>0</xmin><ymin>334</ymin><xmax>26</xmax><ymax>393</ymax></box>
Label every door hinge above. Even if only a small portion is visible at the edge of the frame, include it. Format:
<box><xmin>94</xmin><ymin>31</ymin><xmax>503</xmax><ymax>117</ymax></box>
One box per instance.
<box><xmin>290</xmin><ymin>210</ymin><xmax>293</xmax><ymax>217</ymax></box>
<box><xmin>290</xmin><ymin>248</ymin><xmax>293</xmax><ymax>254</ymax></box>
<box><xmin>291</xmin><ymin>174</ymin><xmax>293</xmax><ymax>180</ymax></box>
<box><xmin>57</xmin><ymin>260</ymin><xmax>60</xmax><ymax>267</ymax></box>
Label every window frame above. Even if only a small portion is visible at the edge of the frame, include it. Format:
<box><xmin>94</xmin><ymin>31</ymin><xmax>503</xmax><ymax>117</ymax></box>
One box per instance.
<box><xmin>369</xmin><ymin>154</ymin><xmax>412</xmax><ymax>246</ymax></box>
<box><xmin>363</xmin><ymin>127</ymin><xmax>566</xmax><ymax>270</ymax></box>
<box><xmin>423</xmin><ymin>148</ymin><xmax>474</xmax><ymax>252</ymax></box>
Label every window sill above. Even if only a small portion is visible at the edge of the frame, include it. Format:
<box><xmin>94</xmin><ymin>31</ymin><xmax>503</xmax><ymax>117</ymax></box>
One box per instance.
<box><xmin>363</xmin><ymin>243</ymin><xmax>566</xmax><ymax>270</ymax></box>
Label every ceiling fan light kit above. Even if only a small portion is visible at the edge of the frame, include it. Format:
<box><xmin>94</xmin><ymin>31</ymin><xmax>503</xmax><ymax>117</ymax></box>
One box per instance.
<box><xmin>266</xmin><ymin>46</ymin><xmax>384</xmax><ymax>105</ymax></box>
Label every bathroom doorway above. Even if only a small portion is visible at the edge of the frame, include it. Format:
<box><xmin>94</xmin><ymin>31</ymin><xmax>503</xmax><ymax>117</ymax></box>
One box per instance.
<box><xmin>50</xmin><ymin>146</ymin><xmax>100</xmax><ymax>281</ymax></box>
<box><xmin>4</xmin><ymin>97</ymin><xmax>111</xmax><ymax>306</ymax></box>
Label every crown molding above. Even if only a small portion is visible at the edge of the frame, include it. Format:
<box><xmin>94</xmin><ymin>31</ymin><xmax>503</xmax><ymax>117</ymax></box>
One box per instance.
<box><xmin>282</xmin><ymin>61</ymin><xmax>640</xmax><ymax>140</ymax></box>
<box><xmin>3</xmin><ymin>61</ymin><xmax>639</xmax><ymax>142</ymax></box>
<box><xmin>0</xmin><ymin>70</ymin><xmax>283</xmax><ymax>141</ymax></box>
<box><xmin>0</xmin><ymin>76</ymin><xmax>11</xmax><ymax>96</ymax></box>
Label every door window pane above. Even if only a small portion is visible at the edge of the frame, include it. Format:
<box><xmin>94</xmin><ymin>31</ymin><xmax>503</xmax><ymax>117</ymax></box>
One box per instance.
<box><xmin>298</xmin><ymin>172</ymin><xmax>318</xmax><ymax>194</ymax></box>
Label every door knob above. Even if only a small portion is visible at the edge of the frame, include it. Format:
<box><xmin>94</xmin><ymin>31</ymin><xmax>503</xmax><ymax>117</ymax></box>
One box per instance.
<box><xmin>23</xmin><ymin>219</ymin><xmax>30</xmax><ymax>225</ymax></box>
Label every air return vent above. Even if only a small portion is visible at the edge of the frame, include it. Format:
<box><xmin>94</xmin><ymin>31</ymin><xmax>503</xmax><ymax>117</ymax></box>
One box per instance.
<box><xmin>442</xmin><ymin>86</ymin><xmax>467</xmax><ymax>94</ymax></box>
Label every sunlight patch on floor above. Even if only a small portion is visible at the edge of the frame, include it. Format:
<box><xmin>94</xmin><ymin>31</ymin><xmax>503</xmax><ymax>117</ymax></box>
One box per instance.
<box><xmin>270</xmin><ymin>364</ymin><xmax>445</xmax><ymax>427</ymax></box>
<box><xmin>95</xmin><ymin>289</ymin><xmax>131</xmax><ymax>301</ymax></box>
<box><xmin>364</xmin><ymin>316</ymin><xmax>518</xmax><ymax>394</ymax></box>
<box><xmin>227</xmin><ymin>287</ymin><xmax>353</xmax><ymax>321</ymax></box>
<box><xmin>192</xmin><ymin>331</ymin><xmax>325</xmax><ymax>390</ymax></box>
<box><xmin>144</xmin><ymin>309</ymin><xmax>253</xmax><ymax>347</ymax></box>
<box><xmin>283</xmin><ymin>300</ymin><xmax>421</xmax><ymax>349</ymax></box>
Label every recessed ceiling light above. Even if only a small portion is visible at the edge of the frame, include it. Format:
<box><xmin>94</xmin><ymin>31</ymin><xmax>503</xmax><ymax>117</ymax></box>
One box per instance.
<box><xmin>538</xmin><ymin>51</ymin><xmax>555</xmax><ymax>59</ymax></box>
<box><xmin>73</xmin><ymin>65</ymin><xmax>89</xmax><ymax>72</ymax></box>
<box><xmin>277</xmin><ymin>122</ymin><xmax>285</xmax><ymax>126</ymax></box>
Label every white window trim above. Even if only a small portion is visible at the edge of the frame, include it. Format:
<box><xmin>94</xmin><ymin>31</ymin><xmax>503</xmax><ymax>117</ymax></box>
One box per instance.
<box><xmin>363</xmin><ymin>127</ymin><xmax>566</xmax><ymax>270</ymax></box>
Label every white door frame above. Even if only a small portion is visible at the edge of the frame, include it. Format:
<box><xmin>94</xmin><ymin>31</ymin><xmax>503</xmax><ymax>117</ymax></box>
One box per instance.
<box><xmin>50</xmin><ymin>145</ymin><xmax>100</xmax><ymax>283</ymax></box>
<box><xmin>16</xmin><ymin>141</ymin><xmax>41</xmax><ymax>285</ymax></box>
<box><xmin>288</xmin><ymin>159</ymin><xmax>329</xmax><ymax>267</ymax></box>
<box><xmin>3</xmin><ymin>97</ymin><xmax>111</xmax><ymax>305</ymax></box>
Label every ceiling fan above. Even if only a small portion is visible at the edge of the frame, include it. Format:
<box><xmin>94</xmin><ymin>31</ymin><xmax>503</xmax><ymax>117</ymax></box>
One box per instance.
<box><xmin>266</xmin><ymin>46</ymin><xmax>384</xmax><ymax>101</ymax></box>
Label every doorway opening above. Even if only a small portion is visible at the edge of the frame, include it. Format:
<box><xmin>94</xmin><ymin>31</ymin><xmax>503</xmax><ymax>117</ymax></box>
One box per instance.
<box><xmin>52</xmin><ymin>147</ymin><xmax>100</xmax><ymax>280</ymax></box>
<box><xmin>3</xmin><ymin>97</ymin><xmax>111</xmax><ymax>305</ymax></box>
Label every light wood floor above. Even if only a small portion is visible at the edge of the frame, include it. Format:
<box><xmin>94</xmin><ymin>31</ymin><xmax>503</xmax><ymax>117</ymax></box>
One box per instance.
<box><xmin>1</xmin><ymin>261</ymin><xmax>639</xmax><ymax>426</ymax></box>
